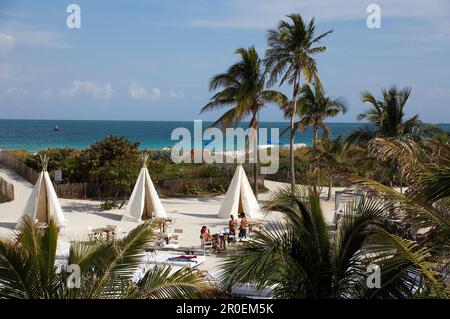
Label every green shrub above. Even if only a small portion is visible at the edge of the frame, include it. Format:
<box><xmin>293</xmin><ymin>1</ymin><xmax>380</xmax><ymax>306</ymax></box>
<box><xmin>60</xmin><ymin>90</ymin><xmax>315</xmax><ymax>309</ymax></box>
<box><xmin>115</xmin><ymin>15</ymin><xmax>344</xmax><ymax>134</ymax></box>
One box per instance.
<box><xmin>100</xmin><ymin>200</ymin><xmax>117</xmax><ymax>211</ymax></box>
<box><xmin>207</xmin><ymin>182</ymin><xmax>226</xmax><ymax>194</ymax></box>
<box><xmin>181</xmin><ymin>183</ymin><xmax>202</xmax><ymax>196</ymax></box>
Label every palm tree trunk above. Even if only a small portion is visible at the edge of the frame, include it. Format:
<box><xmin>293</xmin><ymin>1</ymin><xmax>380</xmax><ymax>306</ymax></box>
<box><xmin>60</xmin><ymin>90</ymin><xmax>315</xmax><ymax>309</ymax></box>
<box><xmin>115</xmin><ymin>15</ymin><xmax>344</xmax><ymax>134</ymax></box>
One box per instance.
<box><xmin>250</xmin><ymin>113</ymin><xmax>259</xmax><ymax>199</ymax></box>
<box><xmin>290</xmin><ymin>75</ymin><xmax>299</xmax><ymax>190</ymax></box>
<box><xmin>313</xmin><ymin>127</ymin><xmax>319</xmax><ymax>148</ymax></box>
<box><xmin>290</xmin><ymin>109</ymin><xmax>296</xmax><ymax>189</ymax></box>
<box><xmin>327</xmin><ymin>172</ymin><xmax>333</xmax><ymax>201</ymax></box>
<box><xmin>253</xmin><ymin>124</ymin><xmax>259</xmax><ymax>200</ymax></box>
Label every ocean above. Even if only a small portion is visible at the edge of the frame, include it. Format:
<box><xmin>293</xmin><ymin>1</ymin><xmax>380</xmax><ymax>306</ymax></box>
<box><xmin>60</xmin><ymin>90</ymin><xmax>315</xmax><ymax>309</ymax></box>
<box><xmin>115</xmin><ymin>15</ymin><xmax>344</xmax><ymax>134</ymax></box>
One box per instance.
<box><xmin>0</xmin><ymin>119</ymin><xmax>448</xmax><ymax>152</ymax></box>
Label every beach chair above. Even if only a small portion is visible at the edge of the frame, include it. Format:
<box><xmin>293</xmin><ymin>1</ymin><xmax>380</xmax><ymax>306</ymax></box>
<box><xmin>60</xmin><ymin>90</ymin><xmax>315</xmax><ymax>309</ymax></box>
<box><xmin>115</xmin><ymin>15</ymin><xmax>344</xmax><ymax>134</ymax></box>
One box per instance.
<box><xmin>169</xmin><ymin>234</ymin><xmax>181</xmax><ymax>246</ymax></box>
<box><xmin>173</xmin><ymin>228</ymin><xmax>183</xmax><ymax>241</ymax></box>
<box><xmin>106</xmin><ymin>224</ymin><xmax>117</xmax><ymax>231</ymax></box>
<box><xmin>201</xmin><ymin>237</ymin><xmax>213</xmax><ymax>256</ymax></box>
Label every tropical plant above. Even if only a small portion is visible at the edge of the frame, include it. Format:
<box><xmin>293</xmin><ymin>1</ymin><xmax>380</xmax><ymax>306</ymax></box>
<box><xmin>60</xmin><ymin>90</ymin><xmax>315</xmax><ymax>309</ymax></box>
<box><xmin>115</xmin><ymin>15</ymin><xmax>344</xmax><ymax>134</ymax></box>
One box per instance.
<box><xmin>350</xmin><ymin>134</ymin><xmax>450</xmax><ymax>245</ymax></box>
<box><xmin>265</xmin><ymin>14</ymin><xmax>333</xmax><ymax>187</ymax></box>
<box><xmin>310</xmin><ymin>136</ymin><xmax>348</xmax><ymax>200</ymax></box>
<box><xmin>347</xmin><ymin>86</ymin><xmax>438</xmax><ymax>144</ymax></box>
<box><xmin>0</xmin><ymin>217</ymin><xmax>212</xmax><ymax>299</ymax></box>
<box><xmin>201</xmin><ymin>46</ymin><xmax>287</xmax><ymax>198</ymax></box>
<box><xmin>346</xmin><ymin>132</ymin><xmax>450</xmax><ymax>290</ymax></box>
<box><xmin>347</xmin><ymin>86</ymin><xmax>441</xmax><ymax>187</ymax></box>
<box><xmin>296</xmin><ymin>83</ymin><xmax>347</xmax><ymax>148</ymax></box>
<box><xmin>219</xmin><ymin>186</ymin><xmax>449</xmax><ymax>298</ymax></box>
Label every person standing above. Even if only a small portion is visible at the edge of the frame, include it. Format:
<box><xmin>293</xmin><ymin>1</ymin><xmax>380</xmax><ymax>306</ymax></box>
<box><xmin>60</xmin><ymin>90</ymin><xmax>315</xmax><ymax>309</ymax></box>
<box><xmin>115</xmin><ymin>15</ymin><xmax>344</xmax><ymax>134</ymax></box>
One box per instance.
<box><xmin>229</xmin><ymin>214</ymin><xmax>238</xmax><ymax>236</ymax></box>
<box><xmin>239</xmin><ymin>213</ymin><xmax>248</xmax><ymax>239</ymax></box>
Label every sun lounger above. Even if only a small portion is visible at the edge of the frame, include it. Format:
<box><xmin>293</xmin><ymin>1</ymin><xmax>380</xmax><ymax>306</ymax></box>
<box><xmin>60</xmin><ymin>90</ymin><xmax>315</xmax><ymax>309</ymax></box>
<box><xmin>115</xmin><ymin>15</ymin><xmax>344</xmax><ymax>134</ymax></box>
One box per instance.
<box><xmin>144</xmin><ymin>252</ymin><xmax>205</xmax><ymax>268</ymax></box>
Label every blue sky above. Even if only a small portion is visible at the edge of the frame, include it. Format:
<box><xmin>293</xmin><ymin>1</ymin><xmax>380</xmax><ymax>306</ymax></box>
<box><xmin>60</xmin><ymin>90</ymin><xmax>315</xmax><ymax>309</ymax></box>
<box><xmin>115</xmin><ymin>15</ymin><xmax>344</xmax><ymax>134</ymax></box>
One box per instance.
<box><xmin>0</xmin><ymin>0</ymin><xmax>449</xmax><ymax>123</ymax></box>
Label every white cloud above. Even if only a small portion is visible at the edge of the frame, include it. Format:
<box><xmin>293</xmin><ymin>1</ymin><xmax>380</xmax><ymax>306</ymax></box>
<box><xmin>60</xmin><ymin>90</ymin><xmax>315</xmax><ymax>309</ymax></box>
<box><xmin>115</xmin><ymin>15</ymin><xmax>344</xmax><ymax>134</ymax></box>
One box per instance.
<box><xmin>0</xmin><ymin>87</ymin><xmax>31</xmax><ymax>98</ymax></box>
<box><xmin>39</xmin><ymin>89</ymin><xmax>52</xmax><ymax>99</ymax></box>
<box><xmin>129</xmin><ymin>81</ymin><xmax>160</xmax><ymax>100</ymax></box>
<box><xmin>0</xmin><ymin>33</ymin><xmax>15</xmax><ymax>53</ymax></box>
<box><xmin>0</xmin><ymin>23</ymin><xmax>71</xmax><ymax>49</ymax></box>
<box><xmin>169</xmin><ymin>90</ymin><xmax>185</xmax><ymax>99</ymax></box>
<box><xmin>60</xmin><ymin>81</ymin><xmax>113</xmax><ymax>100</ymax></box>
<box><xmin>188</xmin><ymin>0</ymin><xmax>450</xmax><ymax>29</ymax></box>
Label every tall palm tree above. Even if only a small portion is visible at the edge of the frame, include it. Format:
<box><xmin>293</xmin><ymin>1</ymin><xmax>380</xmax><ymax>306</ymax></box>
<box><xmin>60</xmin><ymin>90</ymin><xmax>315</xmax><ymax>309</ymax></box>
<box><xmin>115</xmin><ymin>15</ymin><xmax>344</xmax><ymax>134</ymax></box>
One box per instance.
<box><xmin>367</xmin><ymin>133</ymin><xmax>449</xmax><ymax>205</ymax></box>
<box><xmin>347</xmin><ymin>86</ymin><xmax>437</xmax><ymax>144</ymax></box>
<box><xmin>346</xmin><ymin>133</ymin><xmax>450</xmax><ymax>291</ymax></box>
<box><xmin>347</xmin><ymin>86</ymin><xmax>439</xmax><ymax>187</ymax></box>
<box><xmin>201</xmin><ymin>46</ymin><xmax>287</xmax><ymax>198</ymax></box>
<box><xmin>310</xmin><ymin>136</ymin><xmax>348</xmax><ymax>200</ymax></box>
<box><xmin>296</xmin><ymin>83</ymin><xmax>347</xmax><ymax>148</ymax></box>
<box><xmin>265</xmin><ymin>14</ymin><xmax>333</xmax><ymax>188</ymax></box>
<box><xmin>220</xmin><ymin>187</ymin><xmax>449</xmax><ymax>299</ymax></box>
<box><xmin>0</xmin><ymin>217</ymin><xmax>213</xmax><ymax>299</ymax></box>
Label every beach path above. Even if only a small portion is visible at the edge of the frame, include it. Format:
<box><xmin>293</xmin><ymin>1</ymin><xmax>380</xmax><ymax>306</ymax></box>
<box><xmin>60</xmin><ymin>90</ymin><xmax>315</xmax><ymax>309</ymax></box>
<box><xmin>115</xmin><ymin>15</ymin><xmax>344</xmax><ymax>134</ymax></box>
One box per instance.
<box><xmin>0</xmin><ymin>164</ymin><xmax>33</xmax><ymax>237</ymax></box>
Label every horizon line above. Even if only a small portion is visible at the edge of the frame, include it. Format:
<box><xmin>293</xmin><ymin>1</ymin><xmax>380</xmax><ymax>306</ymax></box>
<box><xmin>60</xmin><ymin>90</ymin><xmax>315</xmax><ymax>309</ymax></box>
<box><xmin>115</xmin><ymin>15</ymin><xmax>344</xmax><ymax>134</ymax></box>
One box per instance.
<box><xmin>0</xmin><ymin>118</ymin><xmax>449</xmax><ymax>125</ymax></box>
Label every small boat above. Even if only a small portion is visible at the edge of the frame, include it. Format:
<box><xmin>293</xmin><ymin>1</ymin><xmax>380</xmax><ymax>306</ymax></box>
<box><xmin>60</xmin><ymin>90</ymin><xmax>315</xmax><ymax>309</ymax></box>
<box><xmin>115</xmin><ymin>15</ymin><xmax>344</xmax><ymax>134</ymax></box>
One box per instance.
<box><xmin>53</xmin><ymin>125</ymin><xmax>60</xmax><ymax>131</ymax></box>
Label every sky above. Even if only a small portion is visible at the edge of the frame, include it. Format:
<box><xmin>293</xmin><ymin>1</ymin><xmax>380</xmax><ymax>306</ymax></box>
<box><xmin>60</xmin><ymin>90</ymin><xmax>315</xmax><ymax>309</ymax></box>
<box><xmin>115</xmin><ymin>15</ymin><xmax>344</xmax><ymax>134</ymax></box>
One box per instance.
<box><xmin>0</xmin><ymin>0</ymin><xmax>449</xmax><ymax>123</ymax></box>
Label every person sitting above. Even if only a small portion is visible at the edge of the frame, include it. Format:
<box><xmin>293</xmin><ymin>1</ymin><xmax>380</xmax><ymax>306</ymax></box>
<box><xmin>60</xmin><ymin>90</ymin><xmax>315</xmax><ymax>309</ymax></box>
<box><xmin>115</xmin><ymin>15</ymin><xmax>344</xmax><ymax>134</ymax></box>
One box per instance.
<box><xmin>239</xmin><ymin>213</ymin><xmax>249</xmax><ymax>239</ymax></box>
<box><xmin>229</xmin><ymin>214</ymin><xmax>238</xmax><ymax>236</ymax></box>
<box><xmin>211</xmin><ymin>235</ymin><xmax>222</xmax><ymax>255</ymax></box>
<box><xmin>200</xmin><ymin>226</ymin><xmax>212</xmax><ymax>241</ymax></box>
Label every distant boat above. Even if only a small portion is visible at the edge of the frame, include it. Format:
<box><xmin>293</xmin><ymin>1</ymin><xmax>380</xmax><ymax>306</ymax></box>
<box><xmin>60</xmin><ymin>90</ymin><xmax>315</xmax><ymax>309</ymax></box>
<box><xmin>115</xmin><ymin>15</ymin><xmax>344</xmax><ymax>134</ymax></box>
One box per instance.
<box><xmin>53</xmin><ymin>126</ymin><xmax>60</xmax><ymax>131</ymax></box>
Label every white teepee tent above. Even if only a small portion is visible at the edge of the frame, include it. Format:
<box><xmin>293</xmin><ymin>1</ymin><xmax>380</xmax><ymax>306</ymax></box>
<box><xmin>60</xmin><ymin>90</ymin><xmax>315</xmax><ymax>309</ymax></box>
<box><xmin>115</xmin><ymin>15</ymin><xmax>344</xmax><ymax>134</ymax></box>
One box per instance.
<box><xmin>217</xmin><ymin>165</ymin><xmax>262</xmax><ymax>219</ymax></box>
<box><xmin>123</xmin><ymin>155</ymin><xmax>167</xmax><ymax>222</ymax></box>
<box><xmin>20</xmin><ymin>156</ymin><xmax>66</xmax><ymax>227</ymax></box>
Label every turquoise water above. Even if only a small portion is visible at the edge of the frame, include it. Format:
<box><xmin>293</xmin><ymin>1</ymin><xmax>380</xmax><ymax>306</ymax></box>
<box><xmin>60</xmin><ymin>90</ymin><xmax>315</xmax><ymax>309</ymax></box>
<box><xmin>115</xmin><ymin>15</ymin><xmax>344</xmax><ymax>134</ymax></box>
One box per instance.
<box><xmin>0</xmin><ymin>119</ymin><xmax>448</xmax><ymax>152</ymax></box>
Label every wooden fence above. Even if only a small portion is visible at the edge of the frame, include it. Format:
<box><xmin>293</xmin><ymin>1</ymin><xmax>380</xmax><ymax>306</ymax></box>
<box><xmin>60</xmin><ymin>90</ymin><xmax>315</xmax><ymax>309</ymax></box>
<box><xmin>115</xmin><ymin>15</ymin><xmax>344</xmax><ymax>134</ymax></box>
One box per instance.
<box><xmin>157</xmin><ymin>175</ymin><xmax>265</xmax><ymax>196</ymax></box>
<box><xmin>0</xmin><ymin>150</ymin><xmax>265</xmax><ymax>199</ymax></box>
<box><xmin>0</xmin><ymin>150</ymin><xmax>39</xmax><ymax>185</ymax></box>
<box><xmin>53</xmin><ymin>175</ymin><xmax>264</xmax><ymax>199</ymax></box>
<box><xmin>0</xmin><ymin>176</ymin><xmax>14</xmax><ymax>201</ymax></box>
<box><xmin>54</xmin><ymin>182</ymin><xmax>99</xmax><ymax>199</ymax></box>
<box><xmin>265</xmin><ymin>169</ymin><xmax>291</xmax><ymax>183</ymax></box>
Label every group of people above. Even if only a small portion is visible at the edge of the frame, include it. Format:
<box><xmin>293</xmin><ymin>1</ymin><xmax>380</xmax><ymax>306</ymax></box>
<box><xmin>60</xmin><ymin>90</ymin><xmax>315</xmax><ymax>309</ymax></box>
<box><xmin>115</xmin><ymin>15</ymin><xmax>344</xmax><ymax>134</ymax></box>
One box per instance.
<box><xmin>199</xmin><ymin>213</ymin><xmax>249</xmax><ymax>255</ymax></box>
<box><xmin>228</xmin><ymin>213</ymin><xmax>248</xmax><ymax>239</ymax></box>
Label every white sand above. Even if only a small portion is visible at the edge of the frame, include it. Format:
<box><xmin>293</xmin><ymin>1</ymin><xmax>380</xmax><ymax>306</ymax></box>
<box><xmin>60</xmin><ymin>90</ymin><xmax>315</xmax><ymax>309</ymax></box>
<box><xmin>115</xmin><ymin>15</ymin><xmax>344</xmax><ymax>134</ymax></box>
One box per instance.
<box><xmin>0</xmin><ymin>165</ymin><xmax>345</xmax><ymax>274</ymax></box>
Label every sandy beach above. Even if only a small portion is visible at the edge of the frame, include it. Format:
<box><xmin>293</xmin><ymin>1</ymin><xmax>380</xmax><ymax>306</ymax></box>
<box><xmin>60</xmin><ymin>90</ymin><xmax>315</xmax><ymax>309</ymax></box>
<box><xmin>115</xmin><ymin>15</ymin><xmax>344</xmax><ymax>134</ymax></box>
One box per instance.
<box><xmin>0</xmin><ymin>164</ymin><xmax>344</xmax><ymax>275</ymax></box>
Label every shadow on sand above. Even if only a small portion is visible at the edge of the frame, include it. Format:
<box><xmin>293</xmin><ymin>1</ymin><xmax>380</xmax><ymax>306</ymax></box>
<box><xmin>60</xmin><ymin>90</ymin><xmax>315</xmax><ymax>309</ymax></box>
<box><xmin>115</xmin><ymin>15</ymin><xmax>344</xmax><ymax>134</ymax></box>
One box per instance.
<box><xmin>177</xmin><ymin>212</ymin><xmax>222</xmax><ymax>219</ymax></box>
<box><xmin>0</xmin><ymin>222</ymin><xmax>16</xmax><ymax>229</ymax></box>
<box><xmin>61</xmin><ymin>202</ymin><xmax>99</xmax><ymax>213</ymax></box>
<box><xmin>92</xmin><ymin>212</ymin><xmax>123</xmax><ymax>221</ymax></box>
<box><xmin>0</xmin><ymin>165</ymin><xmax>33</xmax><ymax>186</ymax></box>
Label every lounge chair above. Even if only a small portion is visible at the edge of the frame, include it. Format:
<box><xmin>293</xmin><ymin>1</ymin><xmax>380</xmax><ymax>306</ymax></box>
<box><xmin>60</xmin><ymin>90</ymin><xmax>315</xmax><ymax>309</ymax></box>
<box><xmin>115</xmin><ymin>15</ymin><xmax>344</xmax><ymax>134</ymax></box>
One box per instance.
<box><xmin>201</xmin><ymin>237</ymin><xmax>213</xmax><ymax>256</ymax></box>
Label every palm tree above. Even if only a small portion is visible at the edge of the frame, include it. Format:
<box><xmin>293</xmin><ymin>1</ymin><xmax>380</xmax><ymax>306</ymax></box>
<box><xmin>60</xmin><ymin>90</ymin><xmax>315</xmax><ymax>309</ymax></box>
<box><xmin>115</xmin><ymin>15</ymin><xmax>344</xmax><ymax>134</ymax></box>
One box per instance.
<box><xmin>347</xmin><ymin>133</ymin><xmax>450</xmax><ymax>290</ymax></box>
<box><xmin>310</xmin><ymin>136</ymin><xmax>348</xmax><ymax>200</ymax></box>
<box><xmin>347</xmin><ymin>86</ymin><xmax>439</xmax><ymax>187</ymax></box>
<box><xmin>0</xmin><ymin>217</ymin><xmax>213</xmax><ymax>299</ymax></box>
<box><xmin>265</xmin><ymin>14</ymin><xmax>333</xmax><ymax>188</ymax></box>
<box><xmin>296</xmin><ymin>83</ymin><xmax>347</xmax><ymax>148</ymax></box>
<box><xmin>201</xmin><ymin>46</ymin><xmax>287</xmax><ymax>198</ymax></box>
<box><xmin>347</xmin><ymin>86</ymin><xmax>437</xmax><ymax>144</ymax></box>
<box><xmin>220</xmin><ymin>186</ymin><xmax>449</xmax><ymax>298</ymax></box>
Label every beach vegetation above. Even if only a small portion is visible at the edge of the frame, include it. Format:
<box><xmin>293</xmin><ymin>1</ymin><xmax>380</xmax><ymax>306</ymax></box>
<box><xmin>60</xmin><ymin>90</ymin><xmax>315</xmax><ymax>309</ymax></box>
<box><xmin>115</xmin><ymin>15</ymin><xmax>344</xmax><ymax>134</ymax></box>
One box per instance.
<box><xmin>265</xmin><ymin>14</ymin><xmax>333</xmax><ymax>188</ymax></box>
<box><xmin>0</xmin><ymin>217</ymin><xmax>214</xmax><ymax>299</ymax></box>
<box><xmin>220</xmin><ymin>185</ymin><xmax>449</xmax><ymax>298</ymax></box>
<box><xmin>201</xmin><ymin>46</ymin><xmax>287</xmax><ymax>199</ymax></box>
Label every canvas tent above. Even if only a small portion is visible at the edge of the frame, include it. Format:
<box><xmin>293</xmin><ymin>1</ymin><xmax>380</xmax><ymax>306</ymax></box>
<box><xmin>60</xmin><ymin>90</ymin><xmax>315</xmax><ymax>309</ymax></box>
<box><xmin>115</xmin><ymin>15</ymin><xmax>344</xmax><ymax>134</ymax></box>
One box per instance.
<box><xmin>20</xmin><ymin>156</ymin><xmax>66</xmax><ymax>227</ymax></box>
<box><xmin>123</xmin><ymin>155</ymin><xmax>167</xmax><ymax>222</ymax></box>
<box><xmin>217</xmin><ymin>165</ymin><xmax>262</xmax><ymax>219</ymax></box>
